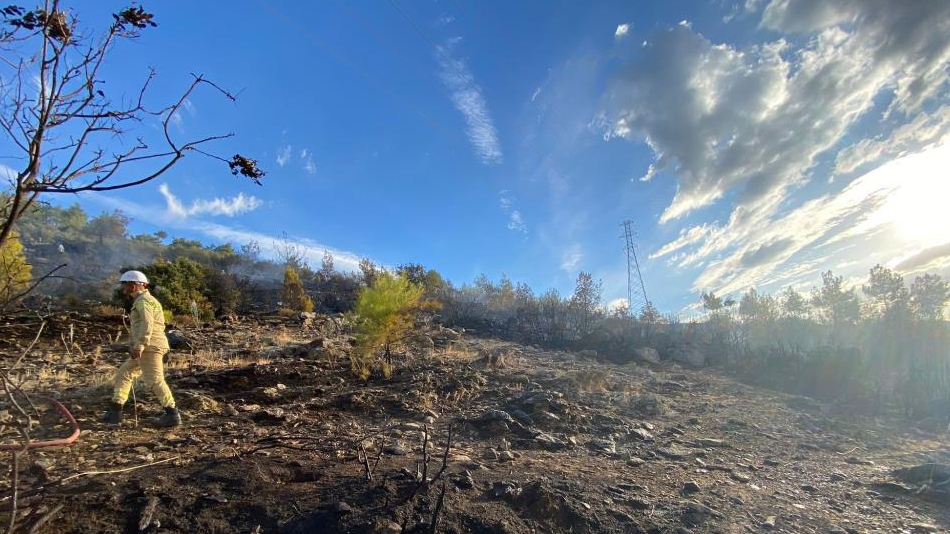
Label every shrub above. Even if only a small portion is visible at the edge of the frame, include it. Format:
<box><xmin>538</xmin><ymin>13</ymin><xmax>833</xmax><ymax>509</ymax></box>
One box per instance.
<box><xmin>0</xmin><ymin>231</ymin><xmax>32</xmax><ymax>307</ymax></box>
<box><xmin>351</xmin><ymin>273</ymin><xmax>424</xmax><ymax>379</ymax></box>
<box><xmin>117</xmin><ymin>258</ymin><xmax>214</xmax><ymax>319</ymax></box>
<box><xmin>280</xmin><ymin>266</ymin><xmax>313</xmax><ymax>312</ymax></box>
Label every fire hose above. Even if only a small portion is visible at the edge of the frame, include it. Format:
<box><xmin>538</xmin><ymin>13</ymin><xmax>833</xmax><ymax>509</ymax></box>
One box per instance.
<box><xmin>0</xmin><ymin>397</ymin><xmax>80</xmax><ymax>450</ymax></box>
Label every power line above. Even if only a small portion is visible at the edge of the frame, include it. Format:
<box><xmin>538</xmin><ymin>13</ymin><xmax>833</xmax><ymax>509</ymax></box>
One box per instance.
<box><xmin>384</xmin><ymin>0</ymin><xmax>486</xmax><ymax>98</ymax></box>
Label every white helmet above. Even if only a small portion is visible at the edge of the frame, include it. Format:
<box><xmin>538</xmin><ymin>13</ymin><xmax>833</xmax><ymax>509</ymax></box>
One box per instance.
<box><xmin>119</xmin><ymin>270</ymin><xmax>149</xmax><ymax>284</ymax></box>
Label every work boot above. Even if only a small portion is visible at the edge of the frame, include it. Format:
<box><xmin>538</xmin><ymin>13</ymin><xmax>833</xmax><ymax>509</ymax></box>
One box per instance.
<box><xmin>155</xmin><ymin>406</ymin><xmax>181</xmax><ymax>428</ymax></box>
<box><xmin>99</xmin><ymin>402</ymin><xmax>124</xmax><ymax>425</ymax></box>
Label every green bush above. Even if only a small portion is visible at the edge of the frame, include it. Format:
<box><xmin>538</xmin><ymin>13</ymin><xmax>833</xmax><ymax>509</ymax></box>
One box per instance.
<box><xmin>351</xmin><ymin>273</ymin><xmax>424</xmax><ymax>380</ymax></box>
<box><xmin>116</xmin><ymin>258</ymin><xmax>214</xmax><ymax>320</ymax></box>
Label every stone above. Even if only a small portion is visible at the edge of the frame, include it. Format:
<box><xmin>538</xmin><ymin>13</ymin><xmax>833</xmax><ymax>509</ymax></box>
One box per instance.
<box><xmin>761</xmin><ymin>516</ymin><xmax>777</xmax><ymax>529</ymax></box>
<box><xmin>333</xmin><ymin>501</ymin><xmax>353</xmax><ymax>513</ymax></box>
<box><xmin>261</xmin><ymin>387</ymin><xmax>280</xmax><ymax>399</ymax></box>
<box><xmin>627</xmin><ymin>458</ymin><xmax>646</xmax><ymax>467</ymax></box>
<box><xmin>498</xmin><ymin>450</ymin><xmax>516</xmax><ymax>462</ymax></box>
<box><xmin>668</xmin><ymin>345</ymin><xmax>705</xmax><ymax>367</ymax></box>
<box><xmin>695</xmin><ymin>438</ymin><xmax>726</xmax><ymax>448</ymax></box>
<box><xmin>588</xmin><ymin>438</ymin><xmax>617</xmax><ymax>454</ymax></box>
<box><xmin>534</xmin><ymin>433</ymin><xmax>566</xmax><ymax>450</ymax></box>
<box><xmin>730</xmin><ymin>472</ymin><xmax>751</xmax><ymax>483</ymax></box>
<box><xmin>681</xmin><ymin>501</ymin><xmax>720</xmax><ymax>526</ymax></box>
<box><xmin>631</xmin><ymin>428</ymin><xmax>654</xmax><ymax>441</ymax></box>
<box><xmin>682</xmin><ymin>481</ymin><xmax>701</xmax><ymax>495</ymax></box>
<box><xmin>384</xmin><ymin>443</ymin><xmax>408</xmax><ymax>456</ymax></box>
<box><xmin>634</xmin><ymin>347</ymin><xmax>660</xmax><ymax>364</ymax></box>
<box><xmin>909</xmin><ymin>523</ymin><xmax>939</xmax><ymax>533</ymax></box>
<box><xmin>658</xmin><ymin>446</ymin><xmax>688</xmax><ymax>460</ymax></box>
<box><xmin>373</xmin><ymin>520</ymin><xmax>402</xmax><ymax>534</ymax></box>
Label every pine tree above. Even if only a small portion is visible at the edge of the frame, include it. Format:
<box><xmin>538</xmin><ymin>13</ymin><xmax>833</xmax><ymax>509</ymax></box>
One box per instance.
<box><xmin>280</xmin><ymin>266</ymin><xmax>313</xmax><ymax>312</ymax></box>
<box><xmin>351</xmin><ymin>273</ymin><xmax>423</xmax><ymax>379</ymax></box>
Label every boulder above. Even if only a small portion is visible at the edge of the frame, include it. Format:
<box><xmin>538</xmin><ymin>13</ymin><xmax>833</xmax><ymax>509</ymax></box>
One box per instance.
<box><xmin>633</xmin><ymin>347</ymin><xmax>660</xmax><ymax>364</ymax></box>
<box><xmin>668</xmin><ymin>345</ymin><xmax>705</xmax><ymax>367</ymax></box>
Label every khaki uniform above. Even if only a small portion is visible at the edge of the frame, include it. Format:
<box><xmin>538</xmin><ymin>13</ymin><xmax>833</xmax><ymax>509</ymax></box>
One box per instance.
<box><xmin>111</xmin><ymin>289</ymin><xmax>176</xmax><ymax>408</ymax></box>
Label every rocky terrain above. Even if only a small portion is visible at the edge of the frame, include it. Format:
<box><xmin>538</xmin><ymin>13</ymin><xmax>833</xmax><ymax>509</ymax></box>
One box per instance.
<box><xmin>0</xmin><ymin>311</ymin><xmax>948</xmax><ymax>534</ymax></box>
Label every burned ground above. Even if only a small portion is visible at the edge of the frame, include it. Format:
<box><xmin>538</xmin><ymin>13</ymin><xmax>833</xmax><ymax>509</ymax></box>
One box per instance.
<box><xmin>0</xmin><ymin>312</ymin><xmax>948</xmax><ymax>534</ymax></box>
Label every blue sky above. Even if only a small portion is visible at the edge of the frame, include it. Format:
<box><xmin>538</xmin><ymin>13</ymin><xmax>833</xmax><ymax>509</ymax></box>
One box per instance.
<box><xmin>8</xmin><ymin>0</ymin><xmax>950</xmax><ymax>314</ymax></box>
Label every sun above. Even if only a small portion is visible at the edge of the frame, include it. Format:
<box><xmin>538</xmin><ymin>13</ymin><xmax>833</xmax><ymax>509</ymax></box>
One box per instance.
<box><xmin>873</xmin><ymin>142</ymin><xmax>950</xmax><ymax>246</ymax></box>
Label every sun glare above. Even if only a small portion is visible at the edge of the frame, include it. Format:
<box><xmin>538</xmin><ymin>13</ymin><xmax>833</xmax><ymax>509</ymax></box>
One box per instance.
<box><xmin>869</xmin><ymin>142</ymin><xmax>950</xmax><ymax>246</ymax></box>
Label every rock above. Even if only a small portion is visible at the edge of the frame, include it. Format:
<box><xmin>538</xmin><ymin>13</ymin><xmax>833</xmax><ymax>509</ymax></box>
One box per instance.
<box><xmin>384</xmin><ymin>443</ymin><xmax>408</xmax><ymax>456</ymax></box>
<box><xmin>452</xmin><ymin>470</ymin><xmax>476</xmax><ymax>490</ymax></box>
<box><xmin>681</xmin><ymin>501</ymin><xmax>721</xmax><ymax>526</ymax></box>
<box><xmin>846</xmin><ymin>456</ymin><xmax>874</xmax><ymax>466</ymax></box>
<box><xmin>489</xmin><ymin>481</ymin><xmax>521</xmax><ymax>500</ymax></box>
<box><xmin>893</xmin><ymin>463</ymin><xmax>950</xmax><ymax>485</ymax></box>
<box><xmin>634</xmin><ymin>347</ymin><xmax>660</xmax><ymax>364</ymax></box>
<box><xmin>730</xmin><ymin>472</ymin><xmax>751</xmax><ymax>483</ymax></box>
<box><xmin>253</xmin><ymin>407</ymin><xmax>288</xmax><ymax>423</ymax></box>
<box><xmin>801</xmin><ymin>484</ymin><xmax>818</xmax><ymax>493</ymax></box>
<box><xmin>630</xmin><ymin>393</ymin><xmax>671</xmax><ymax>417</ymax></box>
<box><xmin>261</xmin><ymin>387</ymin><xmax>280</xmax><ymax>399</ymax></box>
<box><xmin>668</xmin><ymin>345</ymin><xmax>705</xmax><ymax>367</ymax></box>
<box><xmin>498</xmin><ymin>450</ymin><xmax>516</xmax><ymax>462</ymax></box>
<box><xmin>507</xmin><ymin>409</ymin><xmax>533</xmax><ymax>425</ymax></box>
<box><xmin>625</xmin><ymin>497</ymin><xmax>652</xmax><ymax>510</ymax></box>
<box><xmin>627</xmin><ymin>458</ymin><xmax>646</xmax><ymax>467</ymax></box>
<box><xmin>827</xmin><ymin>527</ymin><xmax>848</xmax><ymax>534</ymax></box>
<box><xmin>333</xmin><ymin>501</ymin><xmax>353</xmax><ymax>513</ymax></box>
<box><xmin>761</xmin><ymin>516</ymin><xmax>777</xmax><ymax>529</ymax></box>
<box><xmin>695</xmin><ymin>438</ymin><xmax>726</xmax><ymax>448</ymax></box>
<box><xmin>166</xmin><ymin>330</ymin><xmax>193</xmax><ymax>350</ymax></box>
<box><xmin>222</xmin><ymin>404</ymin><xmax>239</xmax><ymax>417</ymax></box>
<box><xmin>631</xmin><ymin>428</ymin><xmax>654</xmax><ymax>441</ymax></box>
<box><xmin>577</xmin><ymin>349</ymin><xmax>599</xmax><ymax>359</ymax></box>
<box><xmin>372</xmin><ymin>520</ymin><xmax>402</xmax><ymax>534</ymax></box>
<box><xmin>658</xmin><ymin>446</ymin><xmax>688</xmax><ymax>460</ymax></box>
<box><xmin>588</xmin><ymin>438</ymin><xmax>617</xmax><ymax>454</ymax></box>
<box><xmin>909</xmin><ymin>524</ymin><xmax>939</xmax><ymax>533</ymax></box>
<box><xmin>829</xmin><ymin>472</ymin><xmax>847</xmax><ymax>482</ymax></box>
<box><xmin>682</xmin><ymin>481</ymin><xmax>701</xmax><ymax>495</ymax></box>
<box><xmin>533</xmin><ymin>433</ymin><xmax>566</xmax><ymax>450</ymax></box>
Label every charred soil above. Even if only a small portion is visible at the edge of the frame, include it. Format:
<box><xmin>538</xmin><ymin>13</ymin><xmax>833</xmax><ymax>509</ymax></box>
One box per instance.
<box><xmin>0</xmin><ymin>312</ymin><xmax>948</xmax><ymax>534</ymax></box>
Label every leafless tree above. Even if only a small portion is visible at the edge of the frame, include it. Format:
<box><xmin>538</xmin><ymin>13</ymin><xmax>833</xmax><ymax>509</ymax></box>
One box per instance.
<box><xmin>0</xmin><ymin>2</ymin><xmax>264</xmax><ymax>256</ymax></box>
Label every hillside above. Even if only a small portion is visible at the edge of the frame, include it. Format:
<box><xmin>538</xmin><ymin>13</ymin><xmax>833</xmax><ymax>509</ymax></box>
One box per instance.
<box><xmin>0</xmin><ymin>311</ymin><xmax>947</xmax><ymax>534</ymax></box>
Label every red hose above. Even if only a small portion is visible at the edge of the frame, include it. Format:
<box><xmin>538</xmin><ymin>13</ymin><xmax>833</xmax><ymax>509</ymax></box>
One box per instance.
<box><xmin>0</xmin><ymin>397</ymin><xmax>81</xmax><ymax>450</ymax></box>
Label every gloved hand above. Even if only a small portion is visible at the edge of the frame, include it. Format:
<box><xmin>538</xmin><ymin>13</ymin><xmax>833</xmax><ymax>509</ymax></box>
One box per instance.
<box><xmin>131</xmin><ymin>348</ymin><xmax>143</xmax><ymax>359</ymax></box>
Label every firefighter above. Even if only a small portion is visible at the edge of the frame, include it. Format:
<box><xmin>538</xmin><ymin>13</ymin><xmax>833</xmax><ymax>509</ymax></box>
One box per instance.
<box><xmin>100</xmin><ymin>270</ymin><xmax>181</xmax><ymax>427</ymax></box>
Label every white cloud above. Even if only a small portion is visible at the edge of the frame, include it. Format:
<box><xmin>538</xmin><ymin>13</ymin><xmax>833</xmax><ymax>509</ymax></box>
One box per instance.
<box><xmin>603</xmin><ymin>0</ymin><xmax>950</xmax><ymax>224</ymax></box>
<box><xmin>437</xmin><ymin>38</ymin><xmax>503</xmax><ymax>165</ymax></box>
<box><xmin>301</xmin><ymin>149</ymin><xmax>317</xmax><ymax>175</ymax></box>
<box><xmin>530</xmin><ymin>86</ymin><xmax>541</xmax><ymax>102</ymax></box>
<box><xmin>615</xmin><ymin>23</ymin><xmax>630</xmax><ymax>38</ymax></box>
<box><xmin>498</xmin><ymin>190</ymin><xmax>527</xmax><ymax>235</ymax></box>
<box><xmin>834</xmin><ymin>106</ymin><xmax>950</xmax><ymax>176</ymax></box>
<box><xmin>276</xmin><ymin>145</ymin><xmax>292</xmax><ymax>167</ymax></box>
<box><xmin>86</xmin><ymin>193</ymin><xmax>365</xmax><ymax>272</ymax></box>
<box><xmin>507</xmin><ymin>210</ymin><xmax>527</xmax><ymax>234</ymax></box>
<box><xmin>638</xmin><ymin>163</ymin><xmax>657</xmax><ymax>182</ymax></box>
<box><xmin>159</xmin><ymin>183</ymin><xmax>263</xmax><ymax>218</ymax></box>
<box><xmin>652</xmin><ymin>143</ymin><xmax>950</xmax><ymax>296</ymax></box>
<box><xmin>560</xmin><ymin>248</ymin><xmax>583</xmax><ymax>273</ymax></box>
